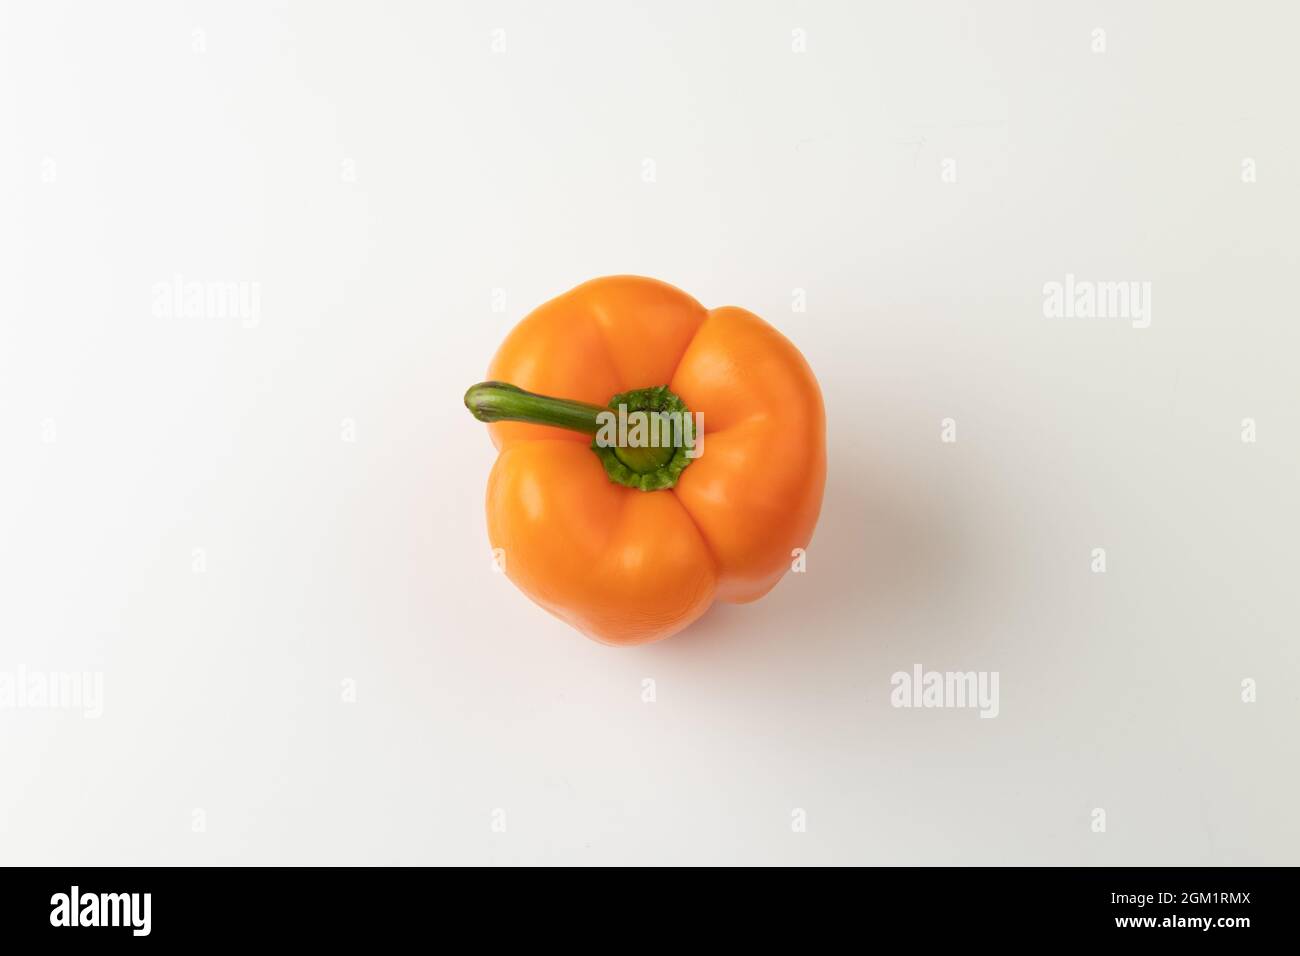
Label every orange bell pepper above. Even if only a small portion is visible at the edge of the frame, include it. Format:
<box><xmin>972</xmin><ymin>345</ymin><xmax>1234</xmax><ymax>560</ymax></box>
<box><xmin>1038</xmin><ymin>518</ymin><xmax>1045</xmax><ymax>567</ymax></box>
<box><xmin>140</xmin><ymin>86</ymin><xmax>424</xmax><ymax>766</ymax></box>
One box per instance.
<box><xmin>465</xmin><ymin>276</ymin><xmax>826</xmax><ymax>645</ymax></box>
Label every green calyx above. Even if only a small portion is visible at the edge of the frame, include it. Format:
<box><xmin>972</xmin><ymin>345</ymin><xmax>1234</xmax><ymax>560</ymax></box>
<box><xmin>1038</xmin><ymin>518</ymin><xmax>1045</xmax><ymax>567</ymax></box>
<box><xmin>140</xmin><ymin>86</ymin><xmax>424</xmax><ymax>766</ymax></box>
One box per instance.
<box><xmin>463</xmin><ymin>381</ymin><xmax>699</xmax><ymax>491</ymax></box>
<box><xmin>590</xmin><ymin>385</ymin><xmax>696</xmax><ymax>491</ymax></box>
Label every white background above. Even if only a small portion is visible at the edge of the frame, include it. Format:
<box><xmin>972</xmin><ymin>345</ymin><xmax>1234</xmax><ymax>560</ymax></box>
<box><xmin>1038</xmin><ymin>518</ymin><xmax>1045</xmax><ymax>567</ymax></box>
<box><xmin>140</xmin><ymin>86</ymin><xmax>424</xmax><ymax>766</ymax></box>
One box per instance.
<box><xmin>3</xmin><ymin>1</ymin><xmax>1297</xmax><ymax>865</ymax></box>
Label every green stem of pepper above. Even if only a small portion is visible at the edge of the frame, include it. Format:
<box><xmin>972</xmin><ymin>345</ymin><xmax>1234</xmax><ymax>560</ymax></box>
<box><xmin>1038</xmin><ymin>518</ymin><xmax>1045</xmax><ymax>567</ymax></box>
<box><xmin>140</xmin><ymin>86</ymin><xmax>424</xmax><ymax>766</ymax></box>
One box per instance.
<box><xmin>464</xmin><ymin>381</ymin><xmax>696</xmax><ymax>491</ymax></box>
<box><xmin>464</xmin><ymin>381</ymin><xmax>606</xmax><ymax>433</ymax></box>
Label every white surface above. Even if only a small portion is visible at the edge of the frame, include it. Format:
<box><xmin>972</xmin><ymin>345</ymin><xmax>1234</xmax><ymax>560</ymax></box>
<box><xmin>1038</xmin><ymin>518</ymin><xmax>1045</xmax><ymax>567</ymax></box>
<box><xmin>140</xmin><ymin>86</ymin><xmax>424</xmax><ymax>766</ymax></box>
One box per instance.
<box><xmin>2</xmin><ymin>1</ymin><xmax>1297</xmax><ymax>865</ymax></box>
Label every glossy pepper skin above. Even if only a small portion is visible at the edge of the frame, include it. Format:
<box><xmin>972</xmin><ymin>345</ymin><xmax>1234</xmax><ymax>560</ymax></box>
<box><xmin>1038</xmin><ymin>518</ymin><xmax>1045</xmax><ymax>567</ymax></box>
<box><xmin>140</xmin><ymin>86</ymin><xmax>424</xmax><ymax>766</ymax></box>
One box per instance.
<box><xmin>470</xmin><ymin>276</ymin><xmax>826</xmax><ymax>645</ymax></box>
